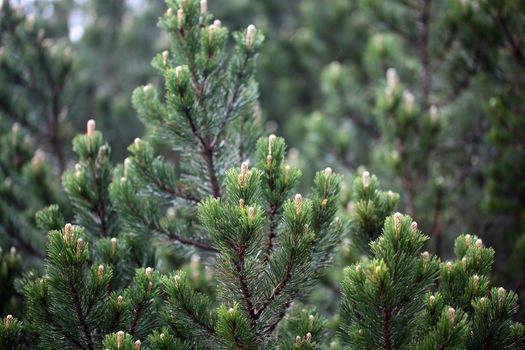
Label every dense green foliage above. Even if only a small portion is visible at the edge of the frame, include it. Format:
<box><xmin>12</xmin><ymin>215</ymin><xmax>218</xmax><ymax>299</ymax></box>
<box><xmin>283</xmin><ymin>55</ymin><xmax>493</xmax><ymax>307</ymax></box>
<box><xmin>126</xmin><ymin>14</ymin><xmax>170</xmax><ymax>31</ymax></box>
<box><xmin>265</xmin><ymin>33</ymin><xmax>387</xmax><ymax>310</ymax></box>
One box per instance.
<box><xmin>0</xmin><ymin>0</ymin><xmax>524</xmax><ymax>349</ymax></box>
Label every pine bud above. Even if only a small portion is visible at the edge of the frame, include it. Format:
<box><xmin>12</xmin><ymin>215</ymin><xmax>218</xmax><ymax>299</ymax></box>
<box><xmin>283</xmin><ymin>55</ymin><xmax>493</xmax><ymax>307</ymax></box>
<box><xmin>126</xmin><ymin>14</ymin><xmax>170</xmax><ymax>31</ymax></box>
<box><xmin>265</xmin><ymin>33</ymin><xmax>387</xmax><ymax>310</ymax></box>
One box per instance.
<box><xmin>248</xmin><ymin>207</ymin><xmax>255</xmax><ymax>223</ymax></box>
<box><xmin>75</xmin><ymin>163</ymin><xmax>82</xmax><ymax>177</ymax></box>
<box><xmin>476</xmin><ymin>239</ymin><xmax>483</xmax><ymax>258</ymax></box>
<box><xmin>134</xmin><ymin>138</ymin><xmax>141</xmax><ymax>151</ymax></box>
<box><xmin>324</xmin><ymin>167</ymin><xmax>332</xmax><ymax>177</ymax></box>
<box><xmin>305</xmin><ymin>332</ymin><xmax>312</xmax><ymax>343</ymax></box>
<box><xmin>393</xmin><ymin>212</ymin><xmax>402</xmax><ymax>236</ymax></box>
<box><xmin>135</xmin><ymin>340</ymin><xmax>141</xmax><ymax>350</ymax></box>
<box><xmin>143</xmin><ymin>84</ymin><xmax>152</xmax><ymax>93</ymax></box>
<box><xmin>12</xmin><ymin>122</ymin><xmax>20</xmax><ymax>136</ymax></box>
<box><xmin>465</xmin><ymin>234</ymin><xmax>472</xmax><ymax>246</ymax></box>
<box><xmin>295</xmin><ymin>335</ymin><xmax>302</xmax><ymax>346</ymax></box>
<box><xmin>37</xmin><ymin>29</ymin><xmax>45</xmax><ymax>41</ymax></box>
<box><xmin>177</xmin><ymin>9</ymin><xmax>184</xmax><ymax>30</ymax></box>
<box><xmin>239</xmin><ymin>161</ymin><xmax>249</xmax><ymax>187</ymax></box>
<box><xmin>76</xmin><ymin>238</ymin><xmax>83</xmax><ymax>257</ymax></box>
<box><xmin>362</xmin><ymin>171</ymin><xmax>370</xmax><ymax>188</ymax></box>
<box><xmin>166</xmin><ymin>8</ymin><xmax>173</xmax><ymax>17</ymax></box>
<box><xmin>117</xmin><ymin>331</ymin><xmax>125</xmax><ymax>349</ymax></box>
<box><xmin>241</xmin><ymin>161</ymin><xmax>249</xmax><ymax>175</ymax></box>
<box><xmin>421</xmin><ymin>251</ymin><xmax>429</xmax><ymax>262</ymax></box>
<box><xmin>461</xmin><ymin>257</ymin><xmax>467</xmax><ymax>269</ymax></box>
<box><xmin>246</xmin><ymin>24</ymin><xmax>256</xmax><ymax>48</ymax></box>
<box><xmin>165</xmin><ymin>207</ymin><xmax>176</xmax><ymax>219</ymax></box>
<box><xmin>446</xmin><ymin>261</ymin><xmax>452</xmax><ymax>273</ymax></box>
<box><xmin>27</xmin><ymin>14</ymin><xmax>36</xmax><ymax>29</ymax></box>
<box><xmin>430</xmin><ymin>105</ymin><xmax>438</xmax><ymax>124</ymax></box>
<box><xmin>473</xmin><ymin>274</ymin><xmax>479</xmax><ymax>288</ymax></box>
<box><xmin>32</xmin><ymin>149</ymin><xmax>45</xmax><ymax>171</ymax></box>
<box><xmin>295</xmin><ymin>194</ymin><xmax>302</xmax><ymax>214</ymax></box>
<box><xmin>308</xmin><ymin>315</ymin><xmax>314</xmax><ymax>330</ymax></box>
<box><xmin>403</xmin><ymin>90</ymin><xmax>414</xmax><ymax>113</ymax></box>
<box><xmin>98</xmin><ymin>145</ymin><xmax>108</xmax><ymax>160</ymax></box>
<box><xmin>175</xmin><ymin>65</ymin><xmax>185</xmax><ymax>78</ymax></box>
<box><xmin>64</xmin><ymin>223</ymin><xmax>73</xmax><ymax>244</ymax></box>
<box><xmin>447</xmin><ymin>307</ymin><xmax>455</xmax><ymax>325</ymax></box>
<box><xmin>124</xmin><ymin>158</ymin><xmax>132</xmax><ymax>178</ymax></box>
<box><xmin>208</xmin><ymin>23</ymin><xmax>218</xmax><ymax>40</ymax></box>
<box><xmin>162</xmin><ymin>50</ymin><xmax>169</xmax><ymax>65</ymax></box>
<box><xmin>4</xmin><ymin>314</ymin><xmax>17</xmax><ymax>332</ymax></box>
<box><xmin>4</xmin><ymin>314</ymin><xmax>13</xmax><ymax>327</ymax></box>
<box><xmin>98</xmin><ymin>265</ymin><xmax>104</xmax><ymax>282</ymax></box>
<box><xmin>411</xmin><ymin>221</ymin><xmax>418</xmax><ymax>232</ymax></box>
<box><xmin>87</xmin><ymin>119</ymin><xmax>96</xmax><ymax>138</ymax></box>
<box><xmin>111</xmin><ymin>237</ymin><xmax>117</xmax><ymax>256</ymax></box>
<box><xmin>145</xmin><ymin>267</ymin><xmax>153</xmax><ymax>280</ymax></box>
<box><xmin>497</xmin><ymin>287</ymin><xmax>505</xmax><ymax>307</ymax></box>
<box><xmin>479</xmin><ymin>297</ymin><xmax>487</xmax><ymax>308</ymax></box>
<box><xmin>429</xmin><ymin>295</ymin><xmax>435</xmax><ymax>306</ymax></box>
<box><xmin>285</xmin><ymin>165</ymin><xmax>290</xmax><ymax>183</ymax></box>
<box><xmin>375</xmin><ymin>265</ymin><xmax>381</xmax><ymax>276</ymax></box>
<box><xmin>386</xmin><ymin>68</ymin><xmax>399</xmax><ymax>89</ymax></box>
<box><xmin>228</xmin><ymin>307</ymin><xmax>234</xmax><ymax>315</ymax></box>
<box><xmin>117</xmin><ymin>295</ymin><xmax>123</xmax><ymax>306</ymax></box>
<box><xmin>267</xmin><ymin>154</ymin><xmax>272</xmax><ymax>166</ymax></box>
<box><xmin>268</xmin><ymin>134</ymin><xmax>276</xmax><ymax>155</ymax></box>
<box><xmin>147</xmin><ymin>281</ymin><xmax>153</xmax><ymax>293</ymax></box>
<box><xmin>239</xmin><ymin>199</ymin><xmax>245</xmax><ymax>209</ymax></box>
<box><xmin>475</xmin><ymin>239</ymin><xmax>482</xmax><ymax>249</ymax></box>
<box><xmin>213</xmin><ymin>19</ymin><xmax>222</xmax><ymax>28</ymax></box>
<box><xmin>10</xmin><ymin>246</ymin><xmax>16</xmax><ymax>258</ymax></box>
<box><xmin>200</xmin><ymin>0</ymin><xmax>207</xmax><ymax>14</ymax></box>
<box><xmin>174</xmin><ymin>275</ymin><xmax>180</xmax><ymax>288</ymax></box>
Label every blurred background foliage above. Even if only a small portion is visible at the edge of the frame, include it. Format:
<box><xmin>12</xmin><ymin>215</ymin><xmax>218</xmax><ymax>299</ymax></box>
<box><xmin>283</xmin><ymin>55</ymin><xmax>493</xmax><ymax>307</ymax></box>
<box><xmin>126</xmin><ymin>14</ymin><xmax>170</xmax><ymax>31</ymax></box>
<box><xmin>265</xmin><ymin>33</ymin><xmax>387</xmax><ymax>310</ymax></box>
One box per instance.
<box><xmin>0</xmin><ymin>0</ymin><xmax>524</xmax><ymax>317</ymax></box>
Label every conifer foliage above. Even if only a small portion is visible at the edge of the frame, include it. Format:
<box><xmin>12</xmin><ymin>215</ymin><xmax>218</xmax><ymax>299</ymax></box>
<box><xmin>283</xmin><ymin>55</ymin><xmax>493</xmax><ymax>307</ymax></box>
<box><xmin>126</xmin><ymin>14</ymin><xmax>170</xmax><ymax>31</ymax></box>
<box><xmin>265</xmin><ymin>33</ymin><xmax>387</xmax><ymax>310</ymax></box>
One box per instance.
<box><xmin>0</xmin><ymin>1</ymin><xmax>524</xmax><ymax>350</ymax></box>
<box><xmin>339</xmin><ymin>211</ymin><xmax>524</xmax><ymax>349</ymax></box>
<box><xmin>110</xmin><ymin>0</ymin><xmax>264</xmax><ymax>254</ymax></box>
<box><xmin>0</xmin><ymin>1</ymin><xmax>74</xmax><ymax>172</ymax></box>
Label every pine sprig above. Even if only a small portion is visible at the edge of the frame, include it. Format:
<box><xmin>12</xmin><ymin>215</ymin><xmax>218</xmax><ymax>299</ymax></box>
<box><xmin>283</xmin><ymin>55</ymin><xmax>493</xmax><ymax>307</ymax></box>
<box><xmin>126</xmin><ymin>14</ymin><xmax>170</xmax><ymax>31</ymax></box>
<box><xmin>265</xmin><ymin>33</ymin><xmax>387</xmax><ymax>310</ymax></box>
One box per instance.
<box><xmin>196</xmin><ymin>136</ymin><xmax>342</xmax><ymax>346</ymax></box>
<box><xmin>340</xmin><ymin>213</ymin><xmax>439</xmax><ymax>349</ymax></box>
<box><xmin>348</xmin><ymin>171</ymin><xmax>400</xmax><ymax>254</ymax></box>
<box><xmin>62</xmin><ymin>120</ymin><xmax>118</xmax><ymax>240</ymax></box>
<box><xmin>113</xmin><ymin>0</ymin><xmax>265</xmax><ymax>255</ymax></box>
<box><xmin>0</xmin><ymin>314</ymin><xmax>23</xmax><ymax>350</ymax></box>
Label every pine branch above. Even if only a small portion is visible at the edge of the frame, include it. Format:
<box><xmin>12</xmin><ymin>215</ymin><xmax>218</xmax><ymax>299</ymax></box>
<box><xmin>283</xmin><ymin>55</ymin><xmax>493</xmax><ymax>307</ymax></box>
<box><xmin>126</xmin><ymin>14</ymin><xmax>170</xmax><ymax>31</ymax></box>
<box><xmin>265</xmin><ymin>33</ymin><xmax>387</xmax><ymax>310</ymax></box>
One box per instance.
<box><xmin>381</xmin><ymin>308</ymin><xmax>392</xmax><ymax>350</ymax></box>
<box><xmin>234</xmin><ymin>233</ymin><xmax>257</xmax><ymax>324</ymax></box>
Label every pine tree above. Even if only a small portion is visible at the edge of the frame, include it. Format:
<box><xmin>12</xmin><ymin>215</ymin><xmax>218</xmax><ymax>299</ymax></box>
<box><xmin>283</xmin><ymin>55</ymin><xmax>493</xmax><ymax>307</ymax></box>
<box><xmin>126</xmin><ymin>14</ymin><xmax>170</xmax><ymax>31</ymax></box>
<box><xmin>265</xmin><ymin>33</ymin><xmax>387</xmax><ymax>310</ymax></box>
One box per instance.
<box><xmin>0</xmin><ymin>1</ymin><xmax>75</xmax><ymax>173</ymax></box>
<box><xmin>15</xmin><ymin>1</ymin><xmax>342</xmax><ymax>348</ymax></box>
<box><xmin>293</xmin><ymin>0</ymin><xmax>524</xmax><ymax>274</ymax></box>
<box><xmin>1</xmin><ymin>1</ymin><xmax>524</xmax><ymax>349</ymax></box>
<box><xmin>0</xmin><ymin>124</ymin><xmax>65</xmax><ymax>263</ymax></box>
<box><xmin>110</xmin><ymin>0</ymin><xmax>265</xmax><ymax>254</ymax></box>
<box><xmin>339</xmin><ymin>211</ymin><xmax>524</xmax><ymax>349</ymax></box>
<box><xmin>0</xmin><ymin>123</ymin><xmax>67</xmax><ymax>317</ymax></box>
